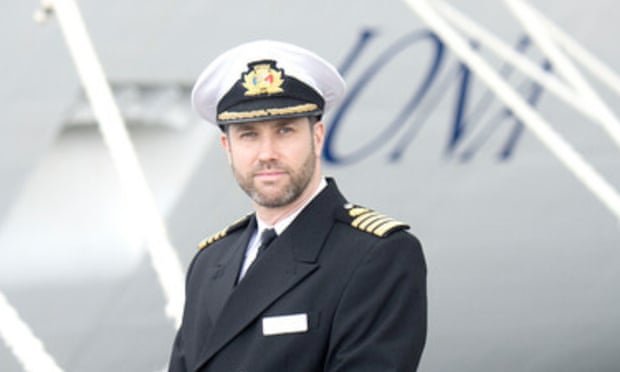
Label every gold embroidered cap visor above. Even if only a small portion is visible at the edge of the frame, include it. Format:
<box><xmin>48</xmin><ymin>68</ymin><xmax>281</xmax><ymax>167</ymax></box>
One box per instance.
<box><xmin>191</xmin><ymin>40</ymin><xmax>346</xmax><ymax>126</ymax></box>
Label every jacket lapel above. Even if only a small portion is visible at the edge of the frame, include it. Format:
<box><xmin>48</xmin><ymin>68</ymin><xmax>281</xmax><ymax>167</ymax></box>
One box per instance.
<box><xmin>196</xmin><ymin>237</ymin><xmax>319</xmax><ymax>369</ymax></box>
<box><xmin>194</xmin><ymin>179</ymin><xmax>347</xmax><ymax>370</ymax></box>
<box><xmin>203</xmin><ymin>217</ymin><xmax>256</xmax><ymax>324</ymax></box>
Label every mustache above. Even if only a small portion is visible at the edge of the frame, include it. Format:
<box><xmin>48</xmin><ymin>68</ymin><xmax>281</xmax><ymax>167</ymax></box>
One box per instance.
<box><xmin>254</xmin><ymin>161</ymin><xmax>288</xmax><ymax>172</ymax></box>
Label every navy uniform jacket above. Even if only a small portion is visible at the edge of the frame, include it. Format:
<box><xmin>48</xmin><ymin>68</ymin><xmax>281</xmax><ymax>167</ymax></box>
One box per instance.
<box><xmin>169</xmin><ymin>179</ymin><xmax>427</xmax><ymax>371</ymax></box>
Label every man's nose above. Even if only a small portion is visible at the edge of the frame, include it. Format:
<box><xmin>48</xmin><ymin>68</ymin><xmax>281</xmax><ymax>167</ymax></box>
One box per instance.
<box><xmin>257</xmin><ymin>135</ymin><xmax>277</xmax><ymax>160</ymax></box>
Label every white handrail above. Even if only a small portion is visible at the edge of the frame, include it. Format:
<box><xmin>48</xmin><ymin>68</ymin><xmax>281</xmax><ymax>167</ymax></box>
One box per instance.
<box><xmin>0</xmin><ymin>292</ymin><xmax>64</xmax><ymax>372</ymax></box>
<box><xmin>431</xmin><ymin>1</ymin><xmax>601</xmax><ymax>125</ymax></box>
<box><xmin>403</xmin><ymin>0</ymin><xmax>620</xmax><ymax>222</ymax></box>
<box><xmin>505</xmin><ymin>0</ymin><xmax>620</xmax><ymax>150</ymax></box>
<box><xmin>39</xmin><ymin>0</ymin><xmax>185</xmax><ymax>326</ymax></box>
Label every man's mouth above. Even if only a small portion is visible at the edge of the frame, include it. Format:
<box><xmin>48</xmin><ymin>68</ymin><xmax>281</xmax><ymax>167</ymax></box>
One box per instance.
<box><xmin>255</xmin><ymin>169</ymin><xmax>287</xmax><ymax>180</ymax></box>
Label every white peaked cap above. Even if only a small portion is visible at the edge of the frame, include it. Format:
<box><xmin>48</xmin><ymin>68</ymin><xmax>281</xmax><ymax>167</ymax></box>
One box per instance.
<box><xmin>191</xmin><ymin>40</ymin><xmax>346</xmax><ymax>125</ymax></box>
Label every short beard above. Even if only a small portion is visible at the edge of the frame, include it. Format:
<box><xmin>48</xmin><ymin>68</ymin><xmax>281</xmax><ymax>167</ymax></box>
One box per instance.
<box><xmin>232</xmin><ymin>141</ymin><xmax>317</xmax><ymax>208</ymax></box>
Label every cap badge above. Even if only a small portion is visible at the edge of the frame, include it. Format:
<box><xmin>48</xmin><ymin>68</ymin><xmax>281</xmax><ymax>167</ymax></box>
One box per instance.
<box><xmin>242</xmin><ymin>61</ymin><xmax>285</xmax><ymax>96</ymax></box>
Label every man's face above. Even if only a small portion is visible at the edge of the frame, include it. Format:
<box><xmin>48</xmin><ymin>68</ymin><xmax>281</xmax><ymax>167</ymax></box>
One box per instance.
<box><xmin>221</xmin><ymin>116</ymin><xmax>324</xmax><ymax>209</ymax></box>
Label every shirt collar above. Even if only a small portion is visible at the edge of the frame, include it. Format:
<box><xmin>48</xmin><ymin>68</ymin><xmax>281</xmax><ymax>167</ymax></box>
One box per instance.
<box><xmin>256</xmin><ymin>177</ymin><xmax>327</xmax><ymax>235</ymax></box>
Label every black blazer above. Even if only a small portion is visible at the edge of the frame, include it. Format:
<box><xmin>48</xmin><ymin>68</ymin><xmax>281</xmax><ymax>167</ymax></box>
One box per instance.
<box><xmin>169</xmin><ymin>179</ymin><xmax>427</xmax><ymax>371</ymax></box>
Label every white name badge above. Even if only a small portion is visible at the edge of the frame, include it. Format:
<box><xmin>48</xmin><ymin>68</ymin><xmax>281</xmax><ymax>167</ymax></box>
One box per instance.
<box><xmin>262</xmin><ymin>313</ymin><xmax>308</xmax><ymax>336</ymax></box>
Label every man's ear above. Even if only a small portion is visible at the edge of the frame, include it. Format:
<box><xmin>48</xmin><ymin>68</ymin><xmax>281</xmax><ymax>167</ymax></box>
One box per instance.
<box><xmin>313</xmin><ymin>121</ymin><xmax>325</xmax><ymax>157</ymax></box>
<box><xmin>220</xmin><ymin>132</ymin><xmax>229</xmax><ymax>150</ymax></box>
<box><xmin>220</xmin><ymin>133</ymin><xmax>232</xmax><ymax>164</ymax></box>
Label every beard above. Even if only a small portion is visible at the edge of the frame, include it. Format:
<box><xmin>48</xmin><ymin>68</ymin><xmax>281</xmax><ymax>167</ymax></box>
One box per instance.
<box><xmin>231</xmin><ymin>146</ymin><xmax>317</xmax><ymax>208</ymax></box>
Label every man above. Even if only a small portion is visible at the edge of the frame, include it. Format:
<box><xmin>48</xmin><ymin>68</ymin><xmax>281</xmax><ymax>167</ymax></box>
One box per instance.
<box><xmin>169</xmin><ymin>40</ymin><xmax>427</xmax><ymax>371</ymax></box>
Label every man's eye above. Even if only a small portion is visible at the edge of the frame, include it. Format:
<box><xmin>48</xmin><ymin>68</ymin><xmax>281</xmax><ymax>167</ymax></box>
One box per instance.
<box><xmin>278</xmin><ymin>126</ymin><xmax>293</xmax><ymax>134</ymax></box>
<box><xmin>239</xmin><ymin>131</ymin><xmax>257</xmax><ymax>138</ymax></box>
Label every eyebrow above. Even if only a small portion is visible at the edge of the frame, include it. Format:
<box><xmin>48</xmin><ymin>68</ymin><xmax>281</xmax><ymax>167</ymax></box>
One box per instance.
<box><xmin>232</xmin><ymin>118</ymin><xmax>299</xmax><ymax>132</ymax></box>
<box><xmin>232</xmin><ymin>123</ymin><xmax>257</xmax><ymax>131</ymax></box>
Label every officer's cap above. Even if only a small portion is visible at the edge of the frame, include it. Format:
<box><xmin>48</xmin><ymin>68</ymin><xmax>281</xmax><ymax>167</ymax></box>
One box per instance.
<box><xmin>192</xmin><ymin>40</ymin><xmax>346</xmax><ymax>126</ymax></box>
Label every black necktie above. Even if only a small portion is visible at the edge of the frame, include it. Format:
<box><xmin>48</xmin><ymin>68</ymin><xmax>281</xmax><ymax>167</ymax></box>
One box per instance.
<box><xmin>238</xmin><ymin>228</ymin><xmax>278</xmax><ymax>283</ymax></box>
<box><xmin>257</xmin><ymin>228</ymin><xmax>277</xmax><ymax>257</ymax></box>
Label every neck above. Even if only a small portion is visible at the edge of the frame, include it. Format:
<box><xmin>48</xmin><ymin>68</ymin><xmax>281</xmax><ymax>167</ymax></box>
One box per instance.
<box><xmin>254</xmin><ymin>174</ymin><xmax>323</xmax><ymax>226</ymax></box>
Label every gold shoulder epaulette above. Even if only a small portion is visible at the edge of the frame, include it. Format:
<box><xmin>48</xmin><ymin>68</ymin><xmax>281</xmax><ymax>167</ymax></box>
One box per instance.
<box><xmin>197</xmin><ymin>213</ymin><xmax>253</xmax><ymax>250</ymax></box>
<box><xmin>341</xmin><ymin>204</ymin><xmax>409</xmax><ymax>238</ymax></box>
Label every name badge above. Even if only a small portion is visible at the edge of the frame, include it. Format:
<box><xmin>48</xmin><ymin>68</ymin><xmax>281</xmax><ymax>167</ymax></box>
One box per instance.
<box><xmin>262</xmin><ymin>313</ymin><xmax>308</xmax><ymax>336</ymax></box>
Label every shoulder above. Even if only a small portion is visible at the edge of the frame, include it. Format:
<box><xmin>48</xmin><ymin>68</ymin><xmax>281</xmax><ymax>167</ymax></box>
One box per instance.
<box><xmin>334</xmin><ymin>203</ymin><xmax>410</xmax><ymax>238</ymax></box>
<box><xmin>334</xmin><ymin>203</ymin><xmax>426</xmax><ymax>274</ymax></box>
<box><xmin>197</xmin><ymin>213</ymin><xmax>253</xmax><ymax>250</ymax></box>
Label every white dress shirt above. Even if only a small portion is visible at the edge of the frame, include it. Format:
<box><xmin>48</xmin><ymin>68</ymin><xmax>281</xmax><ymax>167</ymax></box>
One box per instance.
<box><xmin>238</xmin><ymin>178</ymin><xmax>328</xmax><ymax>280</ymax></box>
